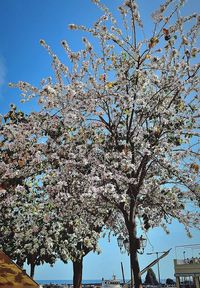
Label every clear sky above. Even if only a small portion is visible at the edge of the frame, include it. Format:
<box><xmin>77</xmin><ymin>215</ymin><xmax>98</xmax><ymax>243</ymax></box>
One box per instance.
<box><xmin>0</xmin><ymin>0</ymin><xmax>199</xmax><ymax>282</ymax></box>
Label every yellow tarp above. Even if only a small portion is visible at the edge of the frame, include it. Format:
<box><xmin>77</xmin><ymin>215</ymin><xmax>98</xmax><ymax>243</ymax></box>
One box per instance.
<box><xmin>0</xmin><ymin>250</ymin><xmax>39</xmax><ymax>288</ymax></box>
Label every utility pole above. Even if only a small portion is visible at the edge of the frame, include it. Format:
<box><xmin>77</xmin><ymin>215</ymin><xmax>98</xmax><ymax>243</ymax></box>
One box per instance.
<box><xmin>183</xmin><ymin>251</ymin><xmax>186</xmax><ymax>262</ymax></box>
<box><xmin>121</xmin><ymin>262</ymin><xmax>125</xmax><ymax>285</ymax></box>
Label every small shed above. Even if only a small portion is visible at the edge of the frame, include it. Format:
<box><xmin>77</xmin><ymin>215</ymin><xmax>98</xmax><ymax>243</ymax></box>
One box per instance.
<box><xmin>0</xmin><ymin>250</ymin><xmax>39</xmax><ymax>288</ymax></box>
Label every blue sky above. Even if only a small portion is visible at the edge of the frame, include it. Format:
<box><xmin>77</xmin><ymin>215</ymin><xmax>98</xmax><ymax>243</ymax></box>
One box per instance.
<box><xmin>0</xmin><ymin>0</ymin><xmax>199</xmax><ymax>282</ymax></box>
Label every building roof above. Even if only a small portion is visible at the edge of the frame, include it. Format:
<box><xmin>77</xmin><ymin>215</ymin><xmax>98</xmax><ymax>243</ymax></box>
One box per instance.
<box><xmin>0</xmin><ymin>250</ymin><xmax>39</xmax><ymax>288</ymax></box>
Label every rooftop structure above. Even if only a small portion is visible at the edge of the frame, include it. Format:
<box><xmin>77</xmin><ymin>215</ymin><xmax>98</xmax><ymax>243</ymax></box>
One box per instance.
<box><xmin>0</xmin><ymin>250</ymin><xmax>39</xmax><ymax>288</ymax></box>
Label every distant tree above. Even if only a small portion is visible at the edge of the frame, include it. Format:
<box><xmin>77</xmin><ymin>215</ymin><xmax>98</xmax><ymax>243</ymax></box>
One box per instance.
<box><xmin>144</xmin><ymin>268</ymin><xmax>158</xmax><ymax>285</ymax></box>
<box><xmin>166</xmin><ymin>278</ymin><xmax>176</xmax><ymax>285</ymax></box>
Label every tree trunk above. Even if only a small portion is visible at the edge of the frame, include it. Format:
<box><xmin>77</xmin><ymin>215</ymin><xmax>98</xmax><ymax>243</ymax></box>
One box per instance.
<box><xmin>129</xmin><ymin>234</ymin><xmax>143</xmax><ymax>288</ymax></box>
<box><xmin>16</xmin><ymin>259</ymin><xmax>24</xmax><ymax>268</ymax></box>
<box><xmin>73</xmin><ymin>257</ymin><xmax>83</xmax><ymax>288</ymax></box>
<box><xmin>127</xmin><ymin>219</ymin><xmax>143</xmax><ymax>288</ymax></box>
<box><xmin>30</xmin><ymin>262</ymin><xmax>35</xmax><ymax>279</ymax></box>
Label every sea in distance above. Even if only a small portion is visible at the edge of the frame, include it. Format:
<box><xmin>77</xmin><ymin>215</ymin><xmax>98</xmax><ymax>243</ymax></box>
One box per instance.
<box><xmin>37</xmin><ymin>279</ymin><xmax>102</xmax><ymax>285</ymax></box>
<box><xmin>37</xmin><ymin>279</ymin><xmax>168</xmax><ymax>285</ymax></box>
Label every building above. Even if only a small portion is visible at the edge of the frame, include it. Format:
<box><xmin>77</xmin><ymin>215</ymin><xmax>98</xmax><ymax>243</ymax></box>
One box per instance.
<box><xmin>174</xmin><ymin>245</ymin><xmax>200</xmax><ymax>288</ymax></box>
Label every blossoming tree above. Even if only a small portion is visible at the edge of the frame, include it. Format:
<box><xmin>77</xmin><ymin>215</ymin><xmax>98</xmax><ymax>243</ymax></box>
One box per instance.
<box><xmin>7</xmin><ymin>0</ymin><xmax>200</xmax><ymax>287</ymax></box>
<box><xmin>40</xmin><ymin>117</ymin><xmax>112</xmax><ymax>288</ymax></box>
<box><xmin>0</xmin><ymin>182</ymin><xmax>59</xmax><ymax>278</ymax></box>
<box><xmin>0</xmin><ymin>106</ymin><xmax>111</xmax><ymax>286</ymax></box>
<box><xmin>0</xmin><ymin>108</ymin><xmax>58</xmax><ymax>278</ymax></box>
